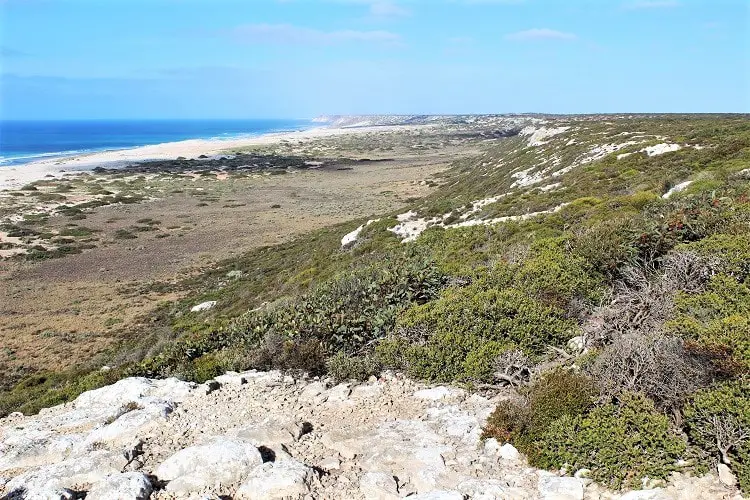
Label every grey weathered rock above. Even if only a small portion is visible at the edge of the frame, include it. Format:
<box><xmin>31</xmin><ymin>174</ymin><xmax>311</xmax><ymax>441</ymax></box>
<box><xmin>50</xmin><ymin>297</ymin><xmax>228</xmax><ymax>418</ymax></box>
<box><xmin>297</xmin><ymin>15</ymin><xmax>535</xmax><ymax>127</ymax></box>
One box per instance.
<box><xmin>407</xmin><ymin>491</ymin><xmax>463</xmax><ymax>500</ymax></box>
<box><xmin>413</xmin><ymin>386</ymin><xmax>452</xmax><ymax>400</ymax></box>
<box><xmin>155</xmin><ymin>437</ymin><xmax>262</xmax><ymax>494</ymax></box>
<box><xmin>717</xmin><ymin>463</ymin><xmax>738</xmax><ymax>487</ymax></box>
<box><xmin>359</xmin><ymin>471</ymin><xmax>400</xmax><ymax>500</ymax></box>
<box><xmin>537</xmin><ymin>475</ymin><xmax>584</xmax><ymax>500</ymax></box>
<box><xmin>327</xmin><ymin>383</ymin><xmax>352</xmax><ymax>402</ymax></box>
<box><xmin>236</xmin><ymin>459</ymin><xmax>313</xmax><ymax>499</ymax></box>
<box><xmin>86</xmin><ymin>472</ymin><xmax>153</xmax><ymax>500</ymax></box>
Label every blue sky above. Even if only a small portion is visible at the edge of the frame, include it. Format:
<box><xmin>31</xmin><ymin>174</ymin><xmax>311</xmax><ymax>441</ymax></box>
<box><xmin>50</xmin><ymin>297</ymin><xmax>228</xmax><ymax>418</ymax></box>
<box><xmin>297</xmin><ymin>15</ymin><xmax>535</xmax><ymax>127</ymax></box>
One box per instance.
<box><xmin>0</xmin><ymin>0</ymin><xmax>747</xmax><ymax>119</ymax></box>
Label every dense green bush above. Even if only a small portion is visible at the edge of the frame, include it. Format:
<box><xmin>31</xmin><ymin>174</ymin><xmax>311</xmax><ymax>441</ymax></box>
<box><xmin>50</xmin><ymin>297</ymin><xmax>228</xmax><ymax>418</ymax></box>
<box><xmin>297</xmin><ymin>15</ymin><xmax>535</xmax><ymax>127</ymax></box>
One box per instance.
<box><xmin>483</xmin><ymin>370</ymin><xmax>597</xmax><ymax>452</ymax></box>
<box><xmin>229</xmin><ymin>252</ymin><xmax>445</xmax><ymax>353</ymax></box>
<box><xmin>394</xmin><ymin>284</ymin><xmax>577</xmax><ymax>382</ymax></box>
<box><xmin>326</xmin><ymin>351</ymin><xmax>381</xmax><ymax>382</ymax></box>
<box><xmin>514</xmin><ymin>238</ymin><xmax>603</xmax><ymax>306</ymax></box>
<box><xmin>669</xmin><ymin>274</ymin><xmax>750</xmax><ymax>371</ymax></box>
<box><xmin>532</xmin><ymin>392</ymin><xmax>687</xmax><ymax>489</ymax></box>
<box><xmin>684</xmin><ymin>380</ymin><xmax>750</xmax><ymax>492</ymax></box>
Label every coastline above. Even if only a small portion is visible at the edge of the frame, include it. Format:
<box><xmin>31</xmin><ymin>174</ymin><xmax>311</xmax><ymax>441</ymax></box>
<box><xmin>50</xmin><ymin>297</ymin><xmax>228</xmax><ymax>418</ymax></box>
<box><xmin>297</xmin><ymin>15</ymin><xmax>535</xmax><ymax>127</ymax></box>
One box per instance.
<box><xmin>0</xmin><ymin>124</ymin><xmax>427</xmax><ymax>191</ymax></box>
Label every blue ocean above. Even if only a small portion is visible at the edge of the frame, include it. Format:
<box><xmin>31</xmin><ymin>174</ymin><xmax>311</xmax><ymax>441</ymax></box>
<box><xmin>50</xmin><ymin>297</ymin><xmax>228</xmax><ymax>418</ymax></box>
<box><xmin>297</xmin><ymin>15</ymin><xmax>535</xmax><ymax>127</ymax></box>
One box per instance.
<box><xmin>0</xmin><ymin>119</ymin><xmax>313</xmax><ymax>166</ymax></box>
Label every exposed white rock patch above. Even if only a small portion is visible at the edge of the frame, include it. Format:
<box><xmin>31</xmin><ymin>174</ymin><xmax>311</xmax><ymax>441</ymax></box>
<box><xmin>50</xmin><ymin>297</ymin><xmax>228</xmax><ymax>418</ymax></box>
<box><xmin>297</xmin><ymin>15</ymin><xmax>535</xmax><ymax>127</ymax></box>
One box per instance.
<box><xmin>580</xmin><ymin>142</ymin><xmax>640</xmax><ymax>165</ymax></box>
<box><xmin>190</xmin><ymin>300</ymin><xmax>216</xmax><ymax>312</ymax></box>
<box><xmin>539</xmin><ymin>182</ymin><xmax>562</xmax><ymax>192</ymax></box>
<box><xmin>644</xmin><ymin>143</ymin><xmax>682</xmax><ymax>156</ymax></box>
<box><xmin>390</xmin><ymin>203</ymin><xmax>571</xmax><ymax>243</ymax></box>
<box><xmin>459</xmin><ymin>194</ymin><xmax>510</xmax><ymax>220</ymax></box>
<box><xmin>617</xmin><ymin>152</ymin><xmax>634</xmax><ymax>160</ymax></box>
<box><xmin>662</xmin><ymin>181</ymin><xmax>693</xmax><ymax>199</ymax></box>
<box><xmin>450</xmin><ymin>203</ymin><xmax>570</xmax><ymax>230</ymax></box>
<box><xmin>341</xmin><ymin>219</ymin><xmax>380</xmax><ymax>248</ymax></box>
<box><xmin>520</xmin><ymin>126</ymin><xmax>570</xmax><ymax>147</ymax></box>
<box><xmin>511</xmin><ymin>167</ymin><xmax>549</xmax><ymax>188</ymax></box>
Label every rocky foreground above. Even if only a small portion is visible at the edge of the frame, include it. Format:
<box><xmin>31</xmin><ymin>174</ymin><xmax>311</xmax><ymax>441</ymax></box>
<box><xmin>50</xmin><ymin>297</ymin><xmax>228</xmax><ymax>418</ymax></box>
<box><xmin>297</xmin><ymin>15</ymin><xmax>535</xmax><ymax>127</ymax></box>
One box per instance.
<box><xmin>0</xmin><ymin>371</ymin><xmax>741</xmax><ymax>500</ymax></box>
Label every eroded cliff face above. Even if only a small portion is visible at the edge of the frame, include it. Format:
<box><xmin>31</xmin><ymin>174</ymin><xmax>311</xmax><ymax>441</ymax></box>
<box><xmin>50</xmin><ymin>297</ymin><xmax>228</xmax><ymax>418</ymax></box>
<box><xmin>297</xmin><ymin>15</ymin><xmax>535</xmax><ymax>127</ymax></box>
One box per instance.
<box><xmin>0</xmin><ymin>370</ymin><xmax>737</xmax><ymax>500</ymax></box>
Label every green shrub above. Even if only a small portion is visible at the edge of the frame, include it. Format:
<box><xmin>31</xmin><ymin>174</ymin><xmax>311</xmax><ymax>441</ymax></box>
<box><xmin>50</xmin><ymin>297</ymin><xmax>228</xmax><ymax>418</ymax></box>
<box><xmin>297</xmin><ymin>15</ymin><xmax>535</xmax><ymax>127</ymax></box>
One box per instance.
<box><xmin>483</xmin><ymin>370</ymin><xmax>597</xmax><ymax>450</ymax></box>
<box><xmin>326</xmin><ymin>351</ymin><xmax>381</xmax><ymax>382</ymax></box>
<box><xmin>669</xmin><ymin>274</ymin><xmax>750</xmax><ymax>370</ymax></box>
<box><xmin>684</xmin><ymin>380</ymin><xmax>750</xmax><ymax>492</ymax></box>
<box><xmin>680</xmin><ymin>233</ymin><xmax>750</xmax><ymax>280</ymax></box>
<box><xmin>514</xmin><ymin>238</ymin><xmax>603</xmax><ymax>306</ymax></box>
<box><xmin>230</xmin><ymin>253</ymin><xmax>445</xmax><ymax>353</ymax></box>
<box><xmin>533</xmin><ymin>392</ymin><xmax>686</xmax><ymax>489</ymax></box>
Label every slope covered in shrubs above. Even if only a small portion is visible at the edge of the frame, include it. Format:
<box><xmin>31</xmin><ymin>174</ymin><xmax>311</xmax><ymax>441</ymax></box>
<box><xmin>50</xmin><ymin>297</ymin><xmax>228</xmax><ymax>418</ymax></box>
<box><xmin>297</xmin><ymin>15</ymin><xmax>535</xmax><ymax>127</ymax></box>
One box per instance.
<box><xmin>2</xmin><ymin>114</ymin><xmax>749</xmax><ymax>492</ymax></box>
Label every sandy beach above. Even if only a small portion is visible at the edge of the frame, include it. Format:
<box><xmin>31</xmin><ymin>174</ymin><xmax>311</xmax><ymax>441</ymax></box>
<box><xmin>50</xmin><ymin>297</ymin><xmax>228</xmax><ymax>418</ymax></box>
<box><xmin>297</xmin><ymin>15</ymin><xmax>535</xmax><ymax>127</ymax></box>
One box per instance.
<box><xmin>0</xmin><ymin>124</ymin><xmax>432</xmax><ymax>191</ymax></box>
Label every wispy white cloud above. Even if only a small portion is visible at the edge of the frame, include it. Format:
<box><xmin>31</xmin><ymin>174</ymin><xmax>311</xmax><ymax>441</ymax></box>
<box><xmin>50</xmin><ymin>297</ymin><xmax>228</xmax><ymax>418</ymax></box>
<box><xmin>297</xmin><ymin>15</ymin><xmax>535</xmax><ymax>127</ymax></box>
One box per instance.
<box><xmin>505</xmin><ymin>28</ymin><xmax>577</xmax><ymax>41</ymax></box>
<box><xmin>623</xmin><ymin>0</ymin><xmax>680</xmax><ymax>9</ymax></box>
<box><xmin>228</xmin><ymin>24</ymin><xmax>402</xmax><ymax>46</ymax></box>
<box><xmin>369</xmin><ymin>1</ymin><xmax>410</xmax><ymax>18</ymax></box>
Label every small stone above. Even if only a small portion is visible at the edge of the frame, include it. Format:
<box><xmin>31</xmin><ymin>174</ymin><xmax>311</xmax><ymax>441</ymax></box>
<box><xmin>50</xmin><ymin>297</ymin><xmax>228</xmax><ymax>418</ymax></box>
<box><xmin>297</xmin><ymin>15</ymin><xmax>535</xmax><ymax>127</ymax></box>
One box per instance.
<box><xmin>537</xmin><ymin>475</ymin><xmax>584</xmax><ymax>500</ymax></box>
<box><xmin>718</xmin><ymin>463</ymin><xmax>738</xmax><ymax>487</ymax></box>
<box><xmin>573</xmin><ymin>469</ymin><xmax>591</xmax><ymax>479</ymax></box>
<box><xmin>327</xmin><ymin>383</ymin><xmax>352</xmax><ymax>402</ymax></box>
<box><xmin>86</xmin><ymin>472</ymin><xmax>152</xmax><ymax>500</ymax></box>
<box><xmin>499</xmin><ymin>443</ymin><xmax>521</xmax><ymax>460</ymax></box>
<box><xmin>319</xmin><ymin>456</ymin><xmax>341</xmax><ymax>471</ymax></box>
<box><xmin>203</xmin><ymin>380</ymin><xmax>221</xmax><ymax>394</ymax></box>
<box><xmin>359</xmin><ymin>471</ymin><xmax>400</xmax><ymax>500</ymax></box>
<box><xmin>567</xmin><ymin>336</ymin><xmax>585</xmax><ymax>352</ymax></box>
<box><xmin>483</xmin><ymin>437</ymin><xmax>501</xmax><ymax>456</ymax></box>
<box><xmin>237</xmin><ymin>459</ymin><xmax>313</xmax><ymax>500</ymax></box>
<box><xmin>190</xmin><ymin>300</ymin><xmax>216</xmax><ymax>312</ymax></box>
<box><xmin>413</xmin><ymin>386</ymin><xmax>452</xmax><ymax>400</ymax></box>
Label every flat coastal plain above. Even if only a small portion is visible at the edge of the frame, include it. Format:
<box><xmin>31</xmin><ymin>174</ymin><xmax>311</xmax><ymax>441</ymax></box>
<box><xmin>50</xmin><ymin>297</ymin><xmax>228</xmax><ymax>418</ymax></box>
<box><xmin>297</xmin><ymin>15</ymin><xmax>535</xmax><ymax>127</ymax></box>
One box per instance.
<box><xmin>0</xmin><ymin>123</ymin><xmax>479</xmax><ymax>383</ymax></box>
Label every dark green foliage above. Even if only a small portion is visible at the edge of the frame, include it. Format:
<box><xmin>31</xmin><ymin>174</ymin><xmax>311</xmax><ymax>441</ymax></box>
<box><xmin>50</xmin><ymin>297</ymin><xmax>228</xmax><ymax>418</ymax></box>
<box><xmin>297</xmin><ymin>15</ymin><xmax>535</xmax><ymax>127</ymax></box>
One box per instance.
<box><xmin>394</xmin><ymin>280</ymin><xmax>577</xmax><ymax>382</ymax></box>
<box><xmin>483</xmin><ymin>370</ymin><xmax>597</xmax><ymax>451</ymax></box>
<box><xmin>669</xmin><ymin>274</ymin><xmax>750</xmax><ymax>371</ymax></box>
<box><xmin>684</xmin><ymin>380</ymin><xmax>750</xmax><ymax>492</ymax></box>
<box><xmin>230</xmin><ymin>252</ymin><xmax>445</xmax><ymax>353</ymax></box>
<box><xmin>532</xmin><ymin>393</ymin><xmax>687</xmax><ymax>489</ymax></box>
<box><xmin>326</xmin><ymin>351</ymin><xmax>381</xmax><ymax>381</ymax></box>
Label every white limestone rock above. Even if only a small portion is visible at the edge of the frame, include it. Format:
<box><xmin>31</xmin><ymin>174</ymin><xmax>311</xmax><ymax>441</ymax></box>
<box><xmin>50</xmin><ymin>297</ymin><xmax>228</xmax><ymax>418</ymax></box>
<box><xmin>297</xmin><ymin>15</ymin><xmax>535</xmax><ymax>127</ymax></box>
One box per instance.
<box><xmin>499</xmin><ymin>443</ymin><xmax>521</xmax><ymax>460</ymax></box>
<box><xmin>236</xmin><ymin>459</ymin><xmax>313</xmax><ymax>500</ymax></box>
<box><xmin>86</xmin><ymin>472</ymin><xmax>153</xmax><ymax>500</ymax></box>
<box><xmin>538</xmin><ymin>475</ymin><xmax>584</xmax><ymax>500</ymax></box>
<box><xmin>190</xmin><ymin>300</ymin><xmax>217</xmax><ymax>312</ymax></box>
<box><xmin>359</xmin><ymin>471</ymin><xmax>400</xmax><ymax>500</ymax></box>
<box><xmin>155</xmin><ymin>437</ymin><xmax>262</xmax><ymax>494</ymax></box>
<box><xmin>718</xmin><ymin>463</ymin><xmax>738</xmax><ymax>487</ymax></box>
<box><xmin>413</xmin><ymin>386</ymin><xmax>453</xmax><ymax>400</ymax></box>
